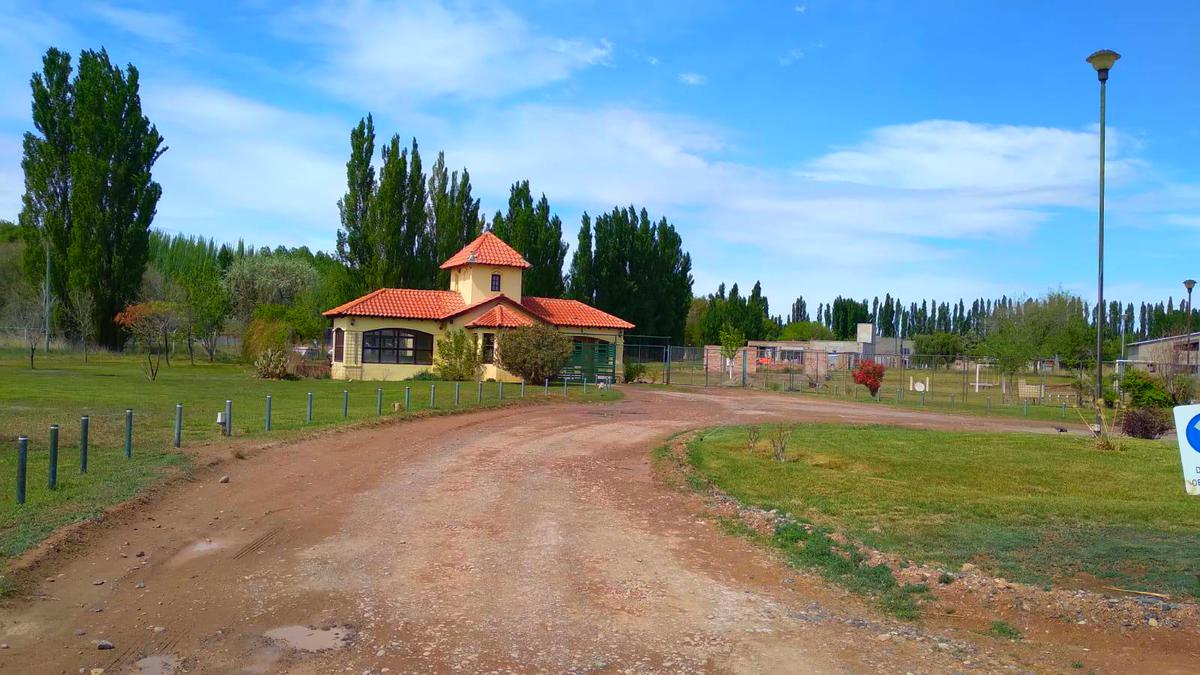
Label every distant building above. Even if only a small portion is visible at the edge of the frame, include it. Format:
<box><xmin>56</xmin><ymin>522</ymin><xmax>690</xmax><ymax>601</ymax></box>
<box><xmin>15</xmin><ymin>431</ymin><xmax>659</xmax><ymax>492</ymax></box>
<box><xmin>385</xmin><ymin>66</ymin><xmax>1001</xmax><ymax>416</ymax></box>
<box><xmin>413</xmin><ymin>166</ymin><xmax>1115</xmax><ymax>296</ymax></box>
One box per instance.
<box><xmin>1124</xmin><ymin>332</ymin><xmax>1199</xmax><ymax>373</ymax></box>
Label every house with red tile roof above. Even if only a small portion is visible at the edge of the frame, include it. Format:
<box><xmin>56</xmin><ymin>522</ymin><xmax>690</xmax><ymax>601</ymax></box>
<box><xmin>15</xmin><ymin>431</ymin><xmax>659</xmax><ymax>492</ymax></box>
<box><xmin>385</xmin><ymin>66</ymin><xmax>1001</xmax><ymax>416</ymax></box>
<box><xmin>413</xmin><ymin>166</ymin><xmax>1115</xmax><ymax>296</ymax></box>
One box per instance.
<box><xmin>323</xmin><ymin>231</ymin><xmax>633</xmax><ymax>382</ymax></box>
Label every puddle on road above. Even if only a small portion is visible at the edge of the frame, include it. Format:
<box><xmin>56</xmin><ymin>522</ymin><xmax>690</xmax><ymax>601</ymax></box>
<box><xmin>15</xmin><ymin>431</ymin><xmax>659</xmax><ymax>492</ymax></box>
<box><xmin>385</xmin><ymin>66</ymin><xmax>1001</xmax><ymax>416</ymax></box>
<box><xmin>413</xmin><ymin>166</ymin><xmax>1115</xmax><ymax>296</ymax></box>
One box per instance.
<box><xmin>264</xmin><ymin>625</ymin><xmax>352</xmax><ymax>652</ymax></box>
<box><xmin>167</xmin><ymin>539</ymin><xmax>225</xmax><ymax>566</ymax></box>
<box><xmin>134</xmin><ymin>654</ymin><xmax>178</xmax><ymax>674</ymax></box>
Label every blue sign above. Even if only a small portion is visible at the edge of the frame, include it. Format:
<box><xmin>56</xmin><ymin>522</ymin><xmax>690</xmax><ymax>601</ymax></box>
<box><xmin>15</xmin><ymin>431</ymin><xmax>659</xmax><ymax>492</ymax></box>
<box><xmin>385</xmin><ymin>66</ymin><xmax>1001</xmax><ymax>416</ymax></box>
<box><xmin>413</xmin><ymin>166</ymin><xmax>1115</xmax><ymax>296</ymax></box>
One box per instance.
<box><xmin>1188</xmin><ymin>413</ymin><xmax>1200</xmax><ymax>453</ymax></box>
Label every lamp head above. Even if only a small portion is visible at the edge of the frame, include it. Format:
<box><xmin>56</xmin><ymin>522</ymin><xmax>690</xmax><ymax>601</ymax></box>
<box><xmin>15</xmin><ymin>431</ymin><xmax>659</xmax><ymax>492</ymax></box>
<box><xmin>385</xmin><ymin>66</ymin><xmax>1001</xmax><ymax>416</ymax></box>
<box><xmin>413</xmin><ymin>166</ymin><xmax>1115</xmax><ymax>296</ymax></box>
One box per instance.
<box><xmin>1086</xmin><ymin>49</ymin><xmax>1120</xmax><ymax>81</ymax></box>
<box><xmin>1185</xmin><ymin>279</ymin><xmax>1196</xmax><ymax>293</ymax></box>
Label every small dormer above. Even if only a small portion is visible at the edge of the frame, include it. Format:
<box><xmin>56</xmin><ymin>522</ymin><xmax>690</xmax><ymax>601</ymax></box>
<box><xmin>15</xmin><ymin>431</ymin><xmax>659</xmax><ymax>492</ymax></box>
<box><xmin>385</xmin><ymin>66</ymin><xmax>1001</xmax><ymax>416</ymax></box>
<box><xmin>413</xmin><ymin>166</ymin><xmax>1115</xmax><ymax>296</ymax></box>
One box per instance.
<box><xmin>440</xmin><ymin>232</ymin><xmax>531</xmax><ymax>305</ymax></box>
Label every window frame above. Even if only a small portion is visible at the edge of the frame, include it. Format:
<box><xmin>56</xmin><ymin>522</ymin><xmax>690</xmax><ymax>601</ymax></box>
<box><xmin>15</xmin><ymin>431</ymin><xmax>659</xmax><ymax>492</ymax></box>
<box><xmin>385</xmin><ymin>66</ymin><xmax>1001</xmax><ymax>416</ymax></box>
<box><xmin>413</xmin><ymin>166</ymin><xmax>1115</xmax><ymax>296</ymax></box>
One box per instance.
<box><xmin>333</xmin><ymin>327</ymin><xmax>344</xmax><ymax>363</ymax></box>
<box><xmin>482</xmin><ymin>332</ymin><xmax>496</xmax><ymax>364</ymax></box>
<box><xmin>360</xmin><ymin>328</ymin><xmax>434</xmax><ymax>365</ymax></box>
<box><xmin>490</xmin><ymin>273</ymin><xmax>502</xmax><ymax>292</ymax></box>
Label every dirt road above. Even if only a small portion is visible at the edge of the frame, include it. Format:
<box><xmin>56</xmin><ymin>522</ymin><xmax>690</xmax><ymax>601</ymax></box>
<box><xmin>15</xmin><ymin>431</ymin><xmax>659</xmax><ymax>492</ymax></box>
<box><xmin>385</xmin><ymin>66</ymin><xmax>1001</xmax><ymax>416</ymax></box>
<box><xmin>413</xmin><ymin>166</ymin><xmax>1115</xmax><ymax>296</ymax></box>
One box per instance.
<box><xmin>0</xmin><ymin>387</ymin><xmax>1193</xmax><ymax>673</ymax></box>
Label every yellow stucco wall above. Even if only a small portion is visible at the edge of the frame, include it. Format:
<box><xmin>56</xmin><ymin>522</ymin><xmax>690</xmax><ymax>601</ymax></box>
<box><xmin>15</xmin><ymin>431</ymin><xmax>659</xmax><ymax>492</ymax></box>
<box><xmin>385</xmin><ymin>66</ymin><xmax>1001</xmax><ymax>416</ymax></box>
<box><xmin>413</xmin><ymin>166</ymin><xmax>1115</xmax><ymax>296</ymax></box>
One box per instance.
<box><xmin>329</xmin><ymin>309</ymin><xmax>625</xmax><ymax>383</ymax></box>
<box><xmin>448</xmin><ymin>264</ymin><xmax>523</xmax><ymax>305</ymax></box>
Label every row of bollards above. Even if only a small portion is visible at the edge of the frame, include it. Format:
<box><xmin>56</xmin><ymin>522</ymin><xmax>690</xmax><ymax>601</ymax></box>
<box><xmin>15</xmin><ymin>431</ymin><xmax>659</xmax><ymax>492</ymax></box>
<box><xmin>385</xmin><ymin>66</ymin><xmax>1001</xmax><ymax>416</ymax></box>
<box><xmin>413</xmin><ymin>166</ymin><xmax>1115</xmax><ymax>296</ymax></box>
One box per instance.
<box><xmin>15</xmin><ymin>380</ymin><xmax>593</xmax><ymax>504</ymax></box>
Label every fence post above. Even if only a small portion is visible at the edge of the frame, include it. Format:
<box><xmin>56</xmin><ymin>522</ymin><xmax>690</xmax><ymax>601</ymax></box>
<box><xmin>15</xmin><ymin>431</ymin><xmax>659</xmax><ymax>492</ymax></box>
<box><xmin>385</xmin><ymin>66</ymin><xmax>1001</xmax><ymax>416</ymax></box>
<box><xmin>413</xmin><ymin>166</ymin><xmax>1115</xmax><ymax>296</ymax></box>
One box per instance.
<box><xmin>741</xmin><ymin>349</ymin><xmax>747</xmax><ymax>388</ymax></box>
<box><xmin>174</xmin><ymin>403</ymin><xmax>183</xmax><ymax>447</ymax></box>
<box><xmin>224</xmin><ymin>400</ymin><xmax>233</xmax><ymax>436</ymax></box>
<box><xmin>377</xmin><ymin>388</ymin><xmax>383</xmax><ymax>416</ymax></box>
<box><xmin>478</xmin><ymin>381</ymin><xmax>484</xmax><ymax>403</ymax></box>
<box><xmin>405</xmin><ymin>386</ymin><xmax>411</xmax><ymax>412</ymax></box>
<box><xmin>16</xmin><ymin>436</ymin><xmax>28</xmax><ymax>505</ymax></box>
<box><xmin>79</xmin><ymin>416</ymin><xmax>89</xmax><ymax>473</ymax></box>
<box><xmin>431</xmin><ymin>383</ymin><xmax>437</xmax><ymax>408</ymax></box>
<box><xmin>306</xmin><ymin>392</ymin><xmax>313</xmax><ymax>423</ymax></box>
<box><xmin>521</xmin><ymin>380</ymin><xmax>525</xmax><ymax>398</ymax></box>
<box><xmin>342</xmin><ymin>389</ymin><xmax>349</xmax><ymax>418</ymax></box>
<box><xmin>455</xmin><ymin>382</ymin><xmax>461</xmax><ymax>407</ymax></box>
<box><xmin>48</xmin><ymin>424</ymin><xmax>59</xmax><ymax>490</ymax></box>
<box><xmin>665</xmin><ymin>349</ymin><xmax>672</xmax><ymax>386</ymax></box>
<box><xmin>499</xmin><ymin>380</ymin><xmax>504</xmax><ymax>400</ymax></box>
<box><xmin>265</xmin><ymin>395</ymin><xmax>272</xmax><ymax>431</ymax></box>
<box><xmin>124</xmin><ymin>409</ymin><xmax>133</xmax><ymax>458</ymax></box>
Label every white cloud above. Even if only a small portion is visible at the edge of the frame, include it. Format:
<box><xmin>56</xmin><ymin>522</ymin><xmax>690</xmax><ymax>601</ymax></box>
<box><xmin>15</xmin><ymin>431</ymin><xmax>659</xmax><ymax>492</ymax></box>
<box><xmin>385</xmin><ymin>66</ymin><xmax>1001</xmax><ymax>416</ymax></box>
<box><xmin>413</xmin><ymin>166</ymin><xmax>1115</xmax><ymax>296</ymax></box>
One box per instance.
<box><xmin>780</xmin><ymin>48</ymin><xmax>804</xmax><ymax>66</ymax></box>
<box><xmin>276</xmin><ymin>0</ymin><xmax>611</xmax><ymax>106</ymax></box>
<box><xmin>141</xmin><ymin>83</ymin><xmax>345</xmax><ymax>246</ymax></box>
<box><xmin>794</xmin><ymin>4</ymin><xmax>807</xmax><ymax>13</ymax></box>
<box><xmin>678</xmin><ymin>72</ymin><xmax>707</xmax><ymax>86</ymax></box>
<box><xmin>90</xmin><ymin>4</ymin><xmax>191</xmax><ymax>46</ymax></box>
<box><xmin>647</xmin><ymin>56</ymin><xmax>660</xmax><ymax>66</ymax></box>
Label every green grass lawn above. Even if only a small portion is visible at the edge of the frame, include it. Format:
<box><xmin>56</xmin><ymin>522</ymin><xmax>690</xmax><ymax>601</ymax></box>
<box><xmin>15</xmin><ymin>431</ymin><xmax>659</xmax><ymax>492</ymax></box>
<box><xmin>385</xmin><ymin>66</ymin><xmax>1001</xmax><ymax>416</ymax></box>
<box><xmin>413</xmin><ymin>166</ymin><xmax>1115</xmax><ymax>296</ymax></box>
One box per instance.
<box><xmin>0</xmin><ymin>349</ymin><xmax>616</xmax><ymax>560</ymax></box>
<box><xmin>686</xmin><ymin>424</ymin><xmax>1200</xmax><ymax>596</ymax></box>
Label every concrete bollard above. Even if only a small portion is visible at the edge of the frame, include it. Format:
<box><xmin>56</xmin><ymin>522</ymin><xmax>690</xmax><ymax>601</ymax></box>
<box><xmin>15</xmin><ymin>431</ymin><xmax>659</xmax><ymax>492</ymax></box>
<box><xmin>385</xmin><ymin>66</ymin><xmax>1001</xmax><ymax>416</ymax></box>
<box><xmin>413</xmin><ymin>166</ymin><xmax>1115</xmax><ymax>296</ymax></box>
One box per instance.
<box><xmin>306</xmin><ymin>392</ymin><xmax>313</xmax><ymax>423</ymax></box>
<box><xmin>16</xmin><ymin>436</ymin><xmax>28</xmax><ymax>505</ymax></box>
<box><xmin>265</xmin><ymin>395</ymin><xmax>273</xmax><ymax>431</ymax></box>
<box><xmin>125</xmin><ymin>409</ymin><xmax>134</xmax><ymax>458</ymax></box>
<box><xmin>80</xmin><ymin>416</ymin><xmax>89</xmax><ymax>473</ymax></box>
<box><xmin>174</xmin><ymin>403</ymin><xmax>183</xmax><ymax>447</ymax></box>
<box><xmin>48</xmin><ymin>425</ymin><xmax>59</xmax><ymax>490</ymax></box>
<box><xmin>544</xmin><ymin>380</ymin><xmax>549</xmax><ymax>396</ymax></box>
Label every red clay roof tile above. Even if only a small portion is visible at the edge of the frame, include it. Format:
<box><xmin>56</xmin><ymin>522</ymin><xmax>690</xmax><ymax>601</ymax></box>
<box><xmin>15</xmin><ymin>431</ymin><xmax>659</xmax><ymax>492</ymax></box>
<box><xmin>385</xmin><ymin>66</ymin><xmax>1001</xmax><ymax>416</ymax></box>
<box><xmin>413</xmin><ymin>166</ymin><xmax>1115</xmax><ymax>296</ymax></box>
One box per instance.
<box><xmin>439</xmin><ymin>232</ymin><xmax>531</xmax><ymax>270</ymax></box>
<box><xmin>322</xmin><ymin>289</ymin><xmax>465</xmax><ymax>319</ymax></box>
<box><xmin>520</xmin><ymin>297</ymin><xmax>635</xmax><ymax>330</ymax></box>
<box><xmin>465</xmin><ymin>305</ymin><xmax>537</xmax><ymax>328</ymax></box>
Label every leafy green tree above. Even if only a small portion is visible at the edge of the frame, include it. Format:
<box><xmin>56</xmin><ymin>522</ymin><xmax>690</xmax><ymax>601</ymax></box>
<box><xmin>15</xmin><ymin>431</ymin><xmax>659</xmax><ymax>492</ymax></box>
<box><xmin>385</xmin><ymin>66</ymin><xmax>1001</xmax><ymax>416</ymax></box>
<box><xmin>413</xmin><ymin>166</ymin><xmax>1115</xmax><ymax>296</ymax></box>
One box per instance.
<box><xmin>429</xmin><ymin>152</ymin><xmax>481</xmax><ymax>287</ymax></box>
<box><xmin>912</xmin><ymin>332</ymin><xmax>966</xmax><ymax>366</ymax></box>
<box><xmin>336</xmin><ymin>115</ymin><xmax>376</xmax><ymax>295</ymax></box>
<box><xmin>496</xmin><ymin>323</ymin><xmax>572</xmax><ymax>384</ymax></box>
<box><xmin>492</xmin><ymin>181</ymin><xmax>567</xmax><ymax>297</ymax></box>
<box><xmin>434</xmin><ymin>328</ymin><xmax>482</xmax><ymax>381</ymax></box>
<box><xmin>19</xmin><ymin>47</ymin><xmax>165</xmax><ymax>349</ymax></box>
<box><xmin>372</xmin><ymin>135</ymin><xmax>430</xmax><ymax>289</ymax></box>
<box><xmin>779</xmin><ymin>321</ymin><xmax>834</xmax><ymax>341</ymax></box>
<box><xmin>223</xmin><ymin>255</ymin><xmax>318</xmax><ymax>324</ymax></box>
<box><xmin>566</xmin><ymin>212</ymin><xmax>594</xmax><ymax>302</ymax></box>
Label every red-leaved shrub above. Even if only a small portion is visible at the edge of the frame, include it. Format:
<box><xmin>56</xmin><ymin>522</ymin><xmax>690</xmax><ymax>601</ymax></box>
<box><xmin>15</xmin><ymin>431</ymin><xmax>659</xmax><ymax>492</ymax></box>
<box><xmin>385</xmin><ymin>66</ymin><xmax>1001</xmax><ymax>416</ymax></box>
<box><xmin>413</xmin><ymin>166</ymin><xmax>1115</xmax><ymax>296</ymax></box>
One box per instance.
<box><xmin>852</xmin><ymin>359</ymin><xmax>886</xmax><ymax>396</ymax></box>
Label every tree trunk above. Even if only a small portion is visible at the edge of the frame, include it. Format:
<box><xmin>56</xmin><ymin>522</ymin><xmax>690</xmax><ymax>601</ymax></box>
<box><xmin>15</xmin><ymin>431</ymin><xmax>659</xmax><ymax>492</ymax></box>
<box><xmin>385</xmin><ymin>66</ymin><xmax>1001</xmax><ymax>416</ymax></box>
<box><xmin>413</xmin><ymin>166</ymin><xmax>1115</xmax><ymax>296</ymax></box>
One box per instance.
<box><xmin>29</xmin><ymin>345</ymin><xmax>35</xmax><ymax>369</ymax></box>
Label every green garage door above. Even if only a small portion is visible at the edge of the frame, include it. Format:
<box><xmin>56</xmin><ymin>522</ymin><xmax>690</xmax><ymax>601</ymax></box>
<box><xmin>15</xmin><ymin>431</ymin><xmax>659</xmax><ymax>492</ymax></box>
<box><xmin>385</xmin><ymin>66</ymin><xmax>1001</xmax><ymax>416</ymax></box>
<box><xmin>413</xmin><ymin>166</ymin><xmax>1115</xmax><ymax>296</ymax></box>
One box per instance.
<box><xmin>560</xmin><ymin>337</ymin><xmax>616</xmax><ymax>382</ymax></box>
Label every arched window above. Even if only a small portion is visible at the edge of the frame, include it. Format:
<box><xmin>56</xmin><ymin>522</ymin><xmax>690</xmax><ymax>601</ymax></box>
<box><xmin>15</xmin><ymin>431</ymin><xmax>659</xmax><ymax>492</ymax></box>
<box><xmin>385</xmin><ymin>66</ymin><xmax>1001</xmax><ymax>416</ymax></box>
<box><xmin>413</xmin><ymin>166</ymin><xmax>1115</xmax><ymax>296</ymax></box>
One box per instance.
<box><xmin>333</xmin><ymin>327</ymin><xmax>344</xmax><ymax>363</ymax></box>
<box><xmin>362</xmin><ymin>328</ymin><xmax>434</xmax><ymax>365</ymax></box>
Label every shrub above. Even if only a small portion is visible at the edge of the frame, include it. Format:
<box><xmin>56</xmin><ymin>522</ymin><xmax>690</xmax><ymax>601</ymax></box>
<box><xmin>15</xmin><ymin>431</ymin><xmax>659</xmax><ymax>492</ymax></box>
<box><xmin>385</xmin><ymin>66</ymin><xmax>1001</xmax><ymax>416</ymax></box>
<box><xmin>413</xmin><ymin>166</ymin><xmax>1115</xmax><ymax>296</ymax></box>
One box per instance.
<box><xmin>851</xmin><ymin>359</ymin><xmax>886</xmax><ymax>396</ymax></box>
<box><xmin>241</xmin><ymin>317</ymin><xmax>290</xmax><ymax>362</ymax></box>
<box><xmin>434</xmin><ymin>329</ymin><xmax>481</xmax><ymax>381</ymax></box>
<box><xmin>624</xmin><ymin>361</ymin><xmax>646</xmax><ymax>383</ymax></box>
<box><xmin>1119</xmin><ymin>407</ymin><xmax>1172</xmax><ymax>439</ymax></box>
<box><xmin>1117</xmin><ymin>369</ymin><xmax>1166</xmax><ymax>407</ymax></box>
<box><xmin>406</xmin><ymin>370</ymin><xmax>438</xmax><ymax>381</ymax></box>
<box><xmin>746</xmin><ymin>425</ymin><xmax>760</xmax><ymax>451</ymax></box>
<box><xmin>253</xmin><ymin>347</ymin><xmax>290</xmax><ymax>379</ymax></box>
<box><xmin>497</xmin><ymin>324</ymin><xmax>572</xmax><ymax>384</ymax></box>
<box><xmin>769</xmin><ymin>425</ymin><xmax>792</xmax><ymax>462</ymax></box>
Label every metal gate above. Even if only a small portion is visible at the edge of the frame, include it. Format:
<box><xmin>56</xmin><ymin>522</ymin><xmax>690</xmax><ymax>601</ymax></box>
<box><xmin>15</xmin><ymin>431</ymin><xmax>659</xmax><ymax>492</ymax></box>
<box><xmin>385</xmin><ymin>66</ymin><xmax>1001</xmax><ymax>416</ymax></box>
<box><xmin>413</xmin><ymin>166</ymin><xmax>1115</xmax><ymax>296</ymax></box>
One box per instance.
<box><xmin>560</xmin><ymin>338</ymin><xmax>616</xmax><ymax>382</ymax></box>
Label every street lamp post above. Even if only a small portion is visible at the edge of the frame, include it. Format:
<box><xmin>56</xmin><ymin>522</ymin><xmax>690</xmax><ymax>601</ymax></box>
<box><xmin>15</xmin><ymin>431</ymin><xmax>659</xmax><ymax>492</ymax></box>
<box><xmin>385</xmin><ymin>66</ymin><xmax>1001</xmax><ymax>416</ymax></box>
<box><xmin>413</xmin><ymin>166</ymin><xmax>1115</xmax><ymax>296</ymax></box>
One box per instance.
<box><xmin>1186</xmin><ymin>279</ymin><xmax>1196</xmax><ymax>373</ymax></box>
<box><xmin>1087</xmin><ymin>49</ymin><xmax>1119</xmax><ymax>431</ymax></box>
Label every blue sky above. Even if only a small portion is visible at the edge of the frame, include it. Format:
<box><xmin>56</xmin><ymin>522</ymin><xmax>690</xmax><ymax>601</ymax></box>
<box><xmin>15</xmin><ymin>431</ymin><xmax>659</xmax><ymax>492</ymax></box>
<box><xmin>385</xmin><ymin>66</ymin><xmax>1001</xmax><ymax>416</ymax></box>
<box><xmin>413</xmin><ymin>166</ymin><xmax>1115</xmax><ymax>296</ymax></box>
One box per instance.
<box><xmin>2</xmin><ymin>1</ymin><xmax>1199</xmax><ymax>312</ymax></box>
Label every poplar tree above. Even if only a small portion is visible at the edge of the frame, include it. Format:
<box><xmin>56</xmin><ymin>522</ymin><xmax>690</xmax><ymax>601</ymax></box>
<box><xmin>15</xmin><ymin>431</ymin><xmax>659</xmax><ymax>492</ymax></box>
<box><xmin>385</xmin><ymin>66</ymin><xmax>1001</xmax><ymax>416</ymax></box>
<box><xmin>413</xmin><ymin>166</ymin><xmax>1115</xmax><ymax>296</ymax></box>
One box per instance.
<box><xmin>19</xmin><ymin>47</ymin><xmax>165</xmax><ymax>349</ymax></box>
<box><xmin>336</xmin><ymin>115</ymin><xmax>375</xmax><ymax>295</ymax></box>
<box><xmin>491</xmin><ymin>181</ymin><xmax>567</xmax><ymax>297</ymax></box>
<box><xmin>429</xmin><ymin>152</ymin><xmax>481</xmax><ymax>287</ymax></box>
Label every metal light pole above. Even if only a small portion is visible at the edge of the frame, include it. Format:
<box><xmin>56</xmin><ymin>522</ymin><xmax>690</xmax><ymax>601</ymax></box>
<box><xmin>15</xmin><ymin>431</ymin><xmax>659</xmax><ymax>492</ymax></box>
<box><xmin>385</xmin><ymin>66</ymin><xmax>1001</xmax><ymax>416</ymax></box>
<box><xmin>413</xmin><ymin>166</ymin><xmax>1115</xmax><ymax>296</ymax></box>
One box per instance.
<box><xmin>1185</xmin><ymin>279</ymin><xmax>1196</xmax><ymax>373</ymax></box>
<box><xmin>1087</xmin><ymin>49</ymin><xmax>1119</xmax><ymax>430</ymax></box>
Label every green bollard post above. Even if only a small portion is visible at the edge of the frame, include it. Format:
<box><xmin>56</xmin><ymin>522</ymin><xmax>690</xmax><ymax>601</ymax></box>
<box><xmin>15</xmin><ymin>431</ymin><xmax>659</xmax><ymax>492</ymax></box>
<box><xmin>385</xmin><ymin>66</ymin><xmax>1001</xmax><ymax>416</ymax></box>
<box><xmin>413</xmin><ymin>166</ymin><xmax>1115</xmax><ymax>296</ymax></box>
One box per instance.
<box><xmin>544</xmin><ymin>380</ymin><xmax>549</xmax><ymax>396</ymax></box>
<box><xmin>16</xmin><ymin>436</ymin><xmax>28</xmax><ymax>505</ymax></box>
<box><xmin>499</xmin><ymin>380</ymin><xmax>504</xmax><ymax>400</ymax></box>
<box><xmin>920</xmin><ymin>391</ymin><xmax>925</xmax><ymax>407</ymax></box>
<box><xmin>306</xmin><ymin>392</ymin><xmax>313</xmax><ymax>423</ymax></box>
<box><xmin>377</xmin><ymin>388</ymin><xmax>383</xmax><ymax>416</ymax></box>
<box><xmin>405</xmin><ymin>386</ymin><xmax>411</xmax><ymax>412</ymax></box>
<box><xmin>431</xmin><ymin>383</ymin><xmax>437</xmax><ymax>408</ymax></box>
<box><xmin>478</xmin><ymin>381</ymin><xmax>483</xmax><ymax>403</ymax></box>
<box><xmin>124</xmin><ymin>409</ymin><xmax>133</xmax><ymax>458</ymax></box>
<box><xmin>342</xmin><ymin>390</ymin><xmax>349</xmax><ymax>418</ymax></box>
<box><xmin>583</xmin><ymin>376</ymin><xmax>588</xmax><ymax>393</ymax></box>
<box><xmin>455</xmin><ymin>382</ymin><xmax>461</xmax><ymax>407</ymax></box>
<box><xmin>521</xmin><ymin>380</ymin><xmax>525</xmax><ymax>398</ymax></box>
<box><xmin>80</xmin><ymin>415</ymin><xmax>89</xmax><ymax>473</ymax></box>
<box><xmin>48</xmin><ymin>425</ymin><xmax>58</xmax><ymax>490</ymax></box>
<box><xmin>987</xmin><ymin>396</ymin><xmax>992</xmax><ymax>415</ymax></box>
<box><xmin>1024</xmin><ymin>400</ymin><xmax>1029</xmax><ymax>417</ymax></box>
<box><xmin>174</xmin><ymin>403</ymin><xmax>183</xmax><ymax>447</ymax></box>
<box><xmin>224</xmin><ymin>400</ymin><xmax>233</xmax><ymax>436</ymax></box>
<box><xmin>265</xmin><ymin>395</ymin><xmax>272</xmax><ymax>431</ymax></box>
<box><xmin>563</xmin><ymin>379</ymin><xmax>568</xmax><ymax>396</ymax></box>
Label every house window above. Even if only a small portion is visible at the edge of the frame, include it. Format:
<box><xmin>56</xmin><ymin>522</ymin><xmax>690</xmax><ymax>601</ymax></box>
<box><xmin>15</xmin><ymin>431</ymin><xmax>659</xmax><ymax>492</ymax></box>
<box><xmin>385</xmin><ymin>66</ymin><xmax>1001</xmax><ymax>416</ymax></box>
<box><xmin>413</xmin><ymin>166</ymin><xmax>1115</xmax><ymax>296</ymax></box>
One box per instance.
<box><xmin>482</xmin><ymin>333</ymin><xmax>495</xmax><ymax>364</ymax></box>
<box><xmin>361</xmin><ymin>328</ymin><xmax>433</xmax><ymax>365</ymax></box>
<box><xmin>333</xmin><ymin>328</ymin><xmax>344</xmax><ymax>363</ymax></box>
<box><xmin>490</xmin><ymin>273</ymin><xmax>501</xmax><ymax>292</ymax></box>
